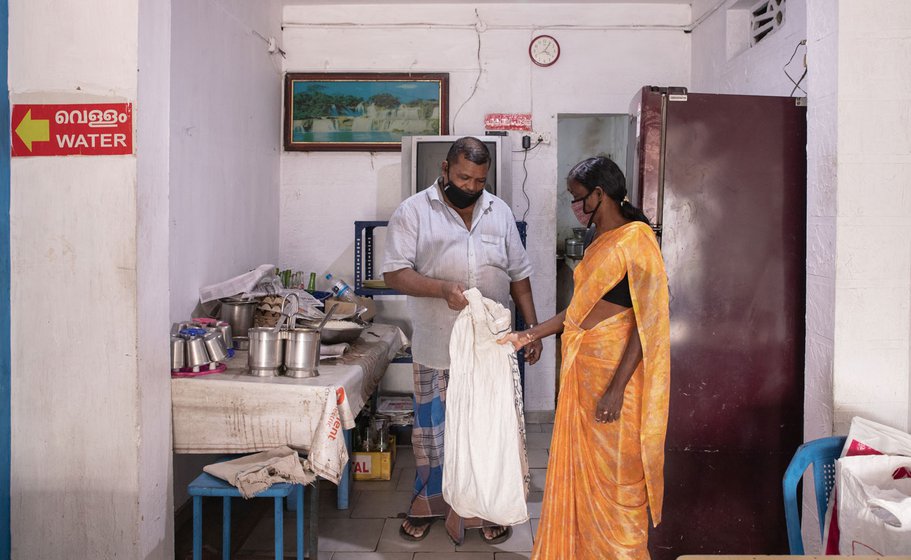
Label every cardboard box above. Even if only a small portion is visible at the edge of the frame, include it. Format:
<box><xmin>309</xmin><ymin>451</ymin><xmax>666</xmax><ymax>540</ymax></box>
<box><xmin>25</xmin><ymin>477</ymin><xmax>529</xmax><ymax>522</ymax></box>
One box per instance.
<box><xmin>352</xmin><ymin>436</ymin><xmax>396</xmax><ymax>480</ymax></box>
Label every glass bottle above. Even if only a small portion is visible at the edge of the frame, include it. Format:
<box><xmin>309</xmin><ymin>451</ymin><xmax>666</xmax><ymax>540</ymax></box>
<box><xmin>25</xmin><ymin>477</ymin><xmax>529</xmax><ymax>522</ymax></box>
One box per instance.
<box><xmin>307</xmin><ymin>272</ymin><xmax>317</xmax><ymax>292</ymax></box>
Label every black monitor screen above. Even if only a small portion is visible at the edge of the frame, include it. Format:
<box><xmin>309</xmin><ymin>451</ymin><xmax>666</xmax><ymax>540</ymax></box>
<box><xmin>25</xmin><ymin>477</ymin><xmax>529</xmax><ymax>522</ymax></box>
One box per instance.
<box><xmin>415</xmin><ymin>140</ymin><xmax>498</xmax><ymax>195</ymax></box>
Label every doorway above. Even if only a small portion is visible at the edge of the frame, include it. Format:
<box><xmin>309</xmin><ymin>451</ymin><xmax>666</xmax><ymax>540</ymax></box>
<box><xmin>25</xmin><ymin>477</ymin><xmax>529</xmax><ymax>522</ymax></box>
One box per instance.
<box><xmin>554</xmin><ymin>114</ymin><xmax>629</xmax><ymax>394</ymax></box>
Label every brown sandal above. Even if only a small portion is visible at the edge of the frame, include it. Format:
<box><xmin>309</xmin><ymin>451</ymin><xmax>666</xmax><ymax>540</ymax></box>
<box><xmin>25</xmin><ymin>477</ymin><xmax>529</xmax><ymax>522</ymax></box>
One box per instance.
<box><xmin>481</xmin><ymin>525</ymin><xmax>512</xmax><ymax>545</ymax></box>
<box><xmin>399</xmin><ymin>516</ymin><xmax>435</xmax><ymax>541</ymax></box>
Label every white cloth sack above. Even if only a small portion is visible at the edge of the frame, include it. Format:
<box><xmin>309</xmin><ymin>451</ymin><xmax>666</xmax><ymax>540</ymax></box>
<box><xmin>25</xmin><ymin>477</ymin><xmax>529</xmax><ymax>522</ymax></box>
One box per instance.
<box><xmin>836</xmin><ymin>454</ymin><xmax>911</xmax><ymax>555</ymax></box>
<box><xmin>443</xmin><ymin>288</ymin><xmax>529</xmax><ymax>526</ymax></box>
<box><xmin>203</xmin><ymin>446</ymin><xmax>315</xmax><ymax>498</ymax></box>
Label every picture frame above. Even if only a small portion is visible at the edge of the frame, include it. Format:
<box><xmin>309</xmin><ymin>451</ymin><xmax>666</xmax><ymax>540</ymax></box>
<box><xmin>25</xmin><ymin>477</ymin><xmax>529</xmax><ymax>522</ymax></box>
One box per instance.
<box><xmin>283</xmin><ymin>72</ymin><xmax>449</xmax><ymax>151</ymax></box>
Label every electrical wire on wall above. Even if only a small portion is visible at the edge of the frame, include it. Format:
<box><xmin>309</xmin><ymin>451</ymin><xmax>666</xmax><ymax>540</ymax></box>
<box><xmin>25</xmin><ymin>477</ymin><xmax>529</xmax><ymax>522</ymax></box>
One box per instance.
<box><xmin>451</xmin><ymin>9</ymin><xmax>484</xmax><ymax>135</ymax></box>
<box><xmin>208</xmin><ymin>0</ymin><xmax>286</xmax><ymax>74</ymax></box>
<box><xmin>515</xmin><ymin>136</ymin><xmax>542</xmax><ymax>222</ymax></box>
<box><xmin>783</xmin><ymin>39</ymin><xmax>807</xmax><ymax>96</ymax></box>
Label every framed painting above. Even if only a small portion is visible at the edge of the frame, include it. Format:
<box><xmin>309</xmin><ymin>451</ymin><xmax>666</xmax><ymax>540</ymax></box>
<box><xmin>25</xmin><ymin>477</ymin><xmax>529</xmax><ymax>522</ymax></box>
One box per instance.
<box><xmin>283</xmin><ymin>72</ymin><xmax>449</xmax><ymax>151</ymax></box>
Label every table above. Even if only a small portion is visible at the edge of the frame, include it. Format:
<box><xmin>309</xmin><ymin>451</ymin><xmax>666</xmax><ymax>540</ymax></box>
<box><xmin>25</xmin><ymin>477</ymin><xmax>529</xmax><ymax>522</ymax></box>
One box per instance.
<box><xmin>171</xmin><ymin>322</ymin><xmax>405</xmax><ymax>499</ymax></box>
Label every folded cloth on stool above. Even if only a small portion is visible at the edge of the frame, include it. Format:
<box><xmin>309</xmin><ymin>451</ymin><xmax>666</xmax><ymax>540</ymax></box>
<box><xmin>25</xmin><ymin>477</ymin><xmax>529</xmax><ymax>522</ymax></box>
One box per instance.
<box><xmin>203</xmin><ymin>446</ymin><xmax>315</xmax><ymax>498</ymax></box>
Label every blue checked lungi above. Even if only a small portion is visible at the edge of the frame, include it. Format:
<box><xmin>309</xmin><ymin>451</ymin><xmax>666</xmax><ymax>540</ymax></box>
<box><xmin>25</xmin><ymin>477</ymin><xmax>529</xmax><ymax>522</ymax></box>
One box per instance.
<box><xmin>408</xmin><ymin>362</ymin><xmax>496</xmax><ymax>544</ymax></box>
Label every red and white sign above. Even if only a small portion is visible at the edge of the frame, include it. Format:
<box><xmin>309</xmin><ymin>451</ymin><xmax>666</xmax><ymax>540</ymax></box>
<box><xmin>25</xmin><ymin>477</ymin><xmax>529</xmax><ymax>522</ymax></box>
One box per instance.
<box><xmin>484</xmin><ymin>113</ymin><xmax>532</xmax><ymax>131</ymax></box>
<box><xmin>11</xmin><ymin>103</ymin><xmax>133</xmax><ymax>157</ymax></box>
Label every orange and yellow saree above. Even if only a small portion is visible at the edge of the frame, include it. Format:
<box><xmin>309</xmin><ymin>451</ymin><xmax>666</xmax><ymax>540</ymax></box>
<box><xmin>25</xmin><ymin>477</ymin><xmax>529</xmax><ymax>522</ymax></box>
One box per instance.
<box><xmin>532</xmin><ymin>221</ymin><xmax>670</xmax><ymax>560</ymax></box>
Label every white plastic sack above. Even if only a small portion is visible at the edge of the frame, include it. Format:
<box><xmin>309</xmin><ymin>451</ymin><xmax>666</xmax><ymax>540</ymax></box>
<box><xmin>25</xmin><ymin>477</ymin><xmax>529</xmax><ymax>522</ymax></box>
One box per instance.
<box><xmin>822</xmin><ymin>416</ymin><xmax>911</xmax><ymax>553</ymax></box>
<box><xmin>442</xmin><ymin>288</ymin><xmax>529</xmax><ymax>526</ymax></box>
<box><xmin>842</xmin><ymin>417</ymin><xmax>911</xmax><ymax>458</ymax></box>
<box><xmin>836</xmin><ymin>454</ymin><xmax>911</xmax><ymax>555</ymax></box>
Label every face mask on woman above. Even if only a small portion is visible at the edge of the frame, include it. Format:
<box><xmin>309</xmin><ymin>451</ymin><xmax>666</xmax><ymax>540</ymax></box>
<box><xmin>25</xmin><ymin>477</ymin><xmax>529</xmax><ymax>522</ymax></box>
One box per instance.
<box><xmin>571</xmin><ymin>189</ymin><xmax>601</xmax><ymax>227</ymax></box>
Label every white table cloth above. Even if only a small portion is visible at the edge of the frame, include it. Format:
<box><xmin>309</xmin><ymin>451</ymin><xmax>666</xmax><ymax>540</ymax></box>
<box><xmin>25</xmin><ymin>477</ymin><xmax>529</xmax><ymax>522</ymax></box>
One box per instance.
<box><xmin>171</xmin><ymin>323</ymin><xmax>404</xmax><ymax>483</ymax></box>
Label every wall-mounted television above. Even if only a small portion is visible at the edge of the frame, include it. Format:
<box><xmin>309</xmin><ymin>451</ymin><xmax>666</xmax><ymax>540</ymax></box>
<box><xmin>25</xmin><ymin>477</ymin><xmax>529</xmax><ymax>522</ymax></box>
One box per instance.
<box><xmin>400</xmin><ymin>135</ymin><xmax>511</xmax><ymax>207</ymax></box>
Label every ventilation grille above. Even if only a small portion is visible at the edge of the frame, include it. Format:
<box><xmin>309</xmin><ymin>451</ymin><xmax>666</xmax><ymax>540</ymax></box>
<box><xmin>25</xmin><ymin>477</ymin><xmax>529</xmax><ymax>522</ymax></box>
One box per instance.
<box><xmin>751</xmin><ymin>0</ymin><xmax>786</xmax><ymax>45</ymax></box>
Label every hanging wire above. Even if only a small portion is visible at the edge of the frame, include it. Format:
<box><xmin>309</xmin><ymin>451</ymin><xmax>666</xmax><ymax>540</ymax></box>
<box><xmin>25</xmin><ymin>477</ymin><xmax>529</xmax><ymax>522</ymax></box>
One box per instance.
<box><xmin>517</xmin><ymin>139</ymin><xmax>542</xmax><ymax>222</ymax></box>
<box><xmin>452</xmin><ymin>10</ymin><xmax>484</xmax><ymax>134</ymax></box>
<box><xmin>783</xmin><ymin>39</ymin><xmax>808</xmax><ymax>96</ymax></box>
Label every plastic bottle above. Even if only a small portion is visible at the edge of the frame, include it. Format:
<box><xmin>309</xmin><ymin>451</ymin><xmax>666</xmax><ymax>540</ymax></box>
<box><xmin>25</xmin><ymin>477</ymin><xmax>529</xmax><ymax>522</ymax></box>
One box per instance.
<box><xmin>325</xmin><ymin>274</ymin><xmax>358</xmax><ymax>304</ymax></box>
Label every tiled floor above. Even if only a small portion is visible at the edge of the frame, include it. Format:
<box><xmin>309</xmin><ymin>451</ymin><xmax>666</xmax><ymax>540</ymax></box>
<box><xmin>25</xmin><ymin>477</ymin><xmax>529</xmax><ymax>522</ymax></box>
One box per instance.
<box><xmin>233</xmin><ymin>423</ymin><xmax>553</xmax><ymax>560</ymax></box>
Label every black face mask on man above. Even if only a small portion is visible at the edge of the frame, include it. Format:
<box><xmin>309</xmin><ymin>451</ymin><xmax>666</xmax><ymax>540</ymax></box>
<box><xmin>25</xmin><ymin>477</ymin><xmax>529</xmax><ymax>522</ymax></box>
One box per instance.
<box><xmin>443</xmin><ymin>180</ymin><xmax>484</xmax><ymax>209</ymax></box>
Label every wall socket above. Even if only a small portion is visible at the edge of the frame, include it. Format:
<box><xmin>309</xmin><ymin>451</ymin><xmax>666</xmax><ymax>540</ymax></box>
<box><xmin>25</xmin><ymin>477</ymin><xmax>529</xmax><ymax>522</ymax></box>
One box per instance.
<box><xmin>532</xmin><ymin>131</ymin><xmax>552</xmax><ymax>144</ymax></box>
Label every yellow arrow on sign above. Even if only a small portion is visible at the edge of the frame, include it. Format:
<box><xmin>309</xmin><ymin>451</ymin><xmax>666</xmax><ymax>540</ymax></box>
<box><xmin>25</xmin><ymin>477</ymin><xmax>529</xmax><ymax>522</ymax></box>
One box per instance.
<box><xmin>15</xmin><ymin>109</ymin><xmax>50</xmax><ymax>151</ymax></box>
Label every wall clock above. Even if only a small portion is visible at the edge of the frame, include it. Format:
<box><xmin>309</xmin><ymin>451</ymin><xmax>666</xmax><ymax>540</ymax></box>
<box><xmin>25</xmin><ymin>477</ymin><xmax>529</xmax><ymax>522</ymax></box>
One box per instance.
<box><xmin>529</xmin><ymin>35</ymin><xmax>560</xmax><ymax>67</ymax></box>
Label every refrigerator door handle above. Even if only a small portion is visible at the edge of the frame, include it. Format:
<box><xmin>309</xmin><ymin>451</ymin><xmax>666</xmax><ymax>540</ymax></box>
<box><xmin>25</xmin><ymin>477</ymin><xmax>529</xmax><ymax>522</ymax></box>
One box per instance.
<box><xmin>655</xmin><ymin>93</ymin><xmax>669</xmax><ymax>246</ymax></box>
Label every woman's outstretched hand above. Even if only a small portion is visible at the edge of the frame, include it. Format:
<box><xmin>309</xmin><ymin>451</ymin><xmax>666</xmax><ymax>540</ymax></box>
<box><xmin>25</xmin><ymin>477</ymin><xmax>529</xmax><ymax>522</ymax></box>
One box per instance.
<box><xmin>497</xmin><ymin>328</ymin><xmax>542</xmax><ymax>364</ymax></box>
<box><xmin>497</xmin><ymin>330</ymin><xmax>534</xmax><ymax>352</ymax></box>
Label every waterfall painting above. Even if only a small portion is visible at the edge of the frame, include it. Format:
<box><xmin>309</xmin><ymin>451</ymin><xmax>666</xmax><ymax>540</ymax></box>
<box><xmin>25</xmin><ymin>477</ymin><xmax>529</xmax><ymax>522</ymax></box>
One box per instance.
<box><xmin>283</xmin><ymin>73</ymin><xmax>449</xmax><ymax>151</ymax></box>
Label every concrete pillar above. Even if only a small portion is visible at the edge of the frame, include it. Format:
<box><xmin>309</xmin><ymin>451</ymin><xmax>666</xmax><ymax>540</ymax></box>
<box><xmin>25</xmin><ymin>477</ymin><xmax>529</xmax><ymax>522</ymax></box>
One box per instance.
<box><xmin>8</xmin><ymin>0</ymin><xmax>172</xmax><ymax>557</ymax></box>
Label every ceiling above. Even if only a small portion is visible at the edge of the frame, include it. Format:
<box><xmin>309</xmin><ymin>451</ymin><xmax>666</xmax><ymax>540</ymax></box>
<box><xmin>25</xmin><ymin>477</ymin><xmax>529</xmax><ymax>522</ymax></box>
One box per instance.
<box><xmin>283</xmin><ymin>0</ymin><xmax>693</xmax><ymax>4</ymax></box>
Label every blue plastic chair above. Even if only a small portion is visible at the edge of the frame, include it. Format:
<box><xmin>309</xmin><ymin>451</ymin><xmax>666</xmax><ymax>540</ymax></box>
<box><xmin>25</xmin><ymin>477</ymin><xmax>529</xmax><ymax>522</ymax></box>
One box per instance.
<box><xmin>782</xmin><ymin>435</ymin><xmax>846</xmax><ymax>554</ymax></box>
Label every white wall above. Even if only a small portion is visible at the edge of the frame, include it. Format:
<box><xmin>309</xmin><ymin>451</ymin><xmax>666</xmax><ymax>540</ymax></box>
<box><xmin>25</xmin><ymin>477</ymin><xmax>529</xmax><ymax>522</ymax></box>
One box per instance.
<box><xmin>169</xmin><ymin>0</ymin><xmax>284</xmax><ymax>505</ymax></box>
<box><xmin>805</xmin><ymin>0</ymin><xmax>838</xmax><ymax>445</ymax></box>
<box><xmin>169</xmin><ymin>0</ymin><xmax>284</xmax><ymax>321</ymax></box>
<box><xmin>280</xmin><ymin>2</ymin><xmax>691</xmax><ymax>413</ymax></box>
<box><xmin>8</xmin><ymin>0</ymin><xmax>171</xmax><ymax>557</ymax></box>
<box><xmin>691</xmin><ymin>0</ymin><xmax>808</xmax><ymax>95</ymax></box>
<box><xmin>831</xmin><ymin>1</ymin><xmax>911</xmax><ymax>434</ymax></box>
<box><xmin>138</xmin><ymin>0</ymin><xmax>174</xmax><ymax>555</ymax></box>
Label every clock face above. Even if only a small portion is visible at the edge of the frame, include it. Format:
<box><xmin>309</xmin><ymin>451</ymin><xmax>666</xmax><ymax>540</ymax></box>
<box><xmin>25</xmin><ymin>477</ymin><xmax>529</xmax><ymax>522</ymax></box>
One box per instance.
<box><xmin>529</xmin><ymin>35</ymin><xmax>560</xmax><ymax>67</ymax></box>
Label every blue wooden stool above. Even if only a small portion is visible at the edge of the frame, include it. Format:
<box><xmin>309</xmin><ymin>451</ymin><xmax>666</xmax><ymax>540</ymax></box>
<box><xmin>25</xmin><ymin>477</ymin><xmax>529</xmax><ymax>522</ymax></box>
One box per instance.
<box><xmin>188</xmin><ymin>472</ymin><xmax>305</xmax><ymax>560</ymax></box>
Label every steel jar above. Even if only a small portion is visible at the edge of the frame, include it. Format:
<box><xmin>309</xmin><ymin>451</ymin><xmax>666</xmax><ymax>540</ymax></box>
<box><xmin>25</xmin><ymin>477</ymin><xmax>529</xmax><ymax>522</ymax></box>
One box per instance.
<box><xmin>283</xmin><ymin>328</ymin><xmax>320</xmax><ymax>378</ymax></box>
<box><xmin>247</xmin><ymin>327</ymin><xmax>284</xmax><ymax>376</ymax></box>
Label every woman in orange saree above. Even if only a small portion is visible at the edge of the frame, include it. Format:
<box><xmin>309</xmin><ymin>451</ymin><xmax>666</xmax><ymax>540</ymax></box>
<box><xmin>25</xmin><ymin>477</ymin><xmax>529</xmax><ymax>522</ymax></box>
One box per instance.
<box><xmin>501</xmin><ymin>156</ymin><xmax>670</xmax><ymax>559</ymax></box>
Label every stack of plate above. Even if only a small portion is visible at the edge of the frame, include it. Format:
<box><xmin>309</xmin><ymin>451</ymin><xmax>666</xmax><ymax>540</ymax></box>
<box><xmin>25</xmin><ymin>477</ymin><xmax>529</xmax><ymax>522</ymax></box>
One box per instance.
<box><xmin>363</xmin><ymin>279</ymin><xmax>387</xmax><ymax>290</ymax></box>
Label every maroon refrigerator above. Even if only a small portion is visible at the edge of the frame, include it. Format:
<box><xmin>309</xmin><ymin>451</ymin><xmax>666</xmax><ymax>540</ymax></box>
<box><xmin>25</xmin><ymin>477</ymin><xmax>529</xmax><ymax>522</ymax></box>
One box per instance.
<box><xmin>627</xmin><ymin>86</ymin><xmax>807</xmax><ymax>558</ymax></box>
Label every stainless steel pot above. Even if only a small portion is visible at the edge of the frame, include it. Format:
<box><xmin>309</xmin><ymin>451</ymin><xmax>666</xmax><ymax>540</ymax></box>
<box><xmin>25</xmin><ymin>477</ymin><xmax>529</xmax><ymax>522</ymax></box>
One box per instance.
<box><xmin>219</xmin><ymin>298</ymin><xmax>258</xmax><ymax>339</ymax></box>
<box><xmin>284</xmin><ymin>328</ymin><xmax>320</xmax><ymax>378</ymax></box>
<box><xmin>564</xmin><ymin>237</ymin><xmax>584</xmax><ymax>259</ymax></box>
<box><xmin>247</xmin><ymin>327</ymin><xmax>284</xmax><ymax>376</ymax></box>
<box><xmin>565</xmin><ymin>227</ymin><xmax>588</xmax><ymax>259</ymax></box>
